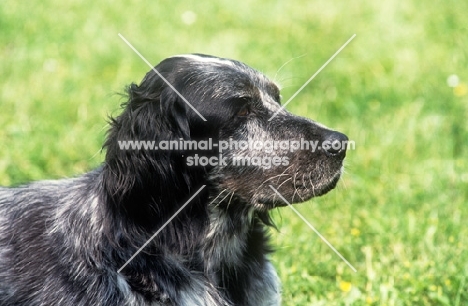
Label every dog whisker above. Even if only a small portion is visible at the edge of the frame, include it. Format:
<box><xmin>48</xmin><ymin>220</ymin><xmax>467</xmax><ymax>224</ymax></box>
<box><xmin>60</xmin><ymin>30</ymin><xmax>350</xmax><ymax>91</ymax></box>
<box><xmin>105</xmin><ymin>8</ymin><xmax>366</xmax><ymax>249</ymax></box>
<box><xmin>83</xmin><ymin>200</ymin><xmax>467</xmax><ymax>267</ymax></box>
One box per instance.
<box><xmin>209</xmin><ymin>189</ymin><xmax>228</xmax><ymax>206</ymax></box>
<box><xmin>276</xmin><ymin>165</ymin><xmax>293</xmax><ymax>184</ymax></box>
<box><xmin>227</xmin><ymin>192</ymin><xmax>235</xmax><ymax>210</ymax></box>
<box><xmin>273</xmin><ymin>53</ymin><xmax>307</xmax><ymax>83</ymax></box>
<box><xmin>214</xmin><ymin>191</ymin><xmax>233</xmax><ymax>208</ymax></box>
<box><xmin>276</xmin><ymin>177</ymin><xmax>293</xmax><ymax>191</ymax></box>
<box><xmin>260</xmin><ymin>172</ymin><xmax>290</xmax><ymax>185</ymax></box>
<box><xmin>258</xmin><ymin>165</ymin><xmax>293</xmax><ymax>189</ymax></box>
<box><xmin>308</xmin><ymin>172</ymin><xmax>317</xmax><ymax>198</ymax></box>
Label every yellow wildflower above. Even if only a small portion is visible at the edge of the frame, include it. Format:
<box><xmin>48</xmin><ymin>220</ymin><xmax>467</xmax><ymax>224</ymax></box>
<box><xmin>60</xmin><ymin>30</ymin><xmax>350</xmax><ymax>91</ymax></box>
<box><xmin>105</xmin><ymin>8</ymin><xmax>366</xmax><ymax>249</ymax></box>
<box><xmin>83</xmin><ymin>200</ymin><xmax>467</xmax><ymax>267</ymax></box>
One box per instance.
<box><xmin>339</xmin><ymin>281</ymin><xmax>352</xmax><ymax>292</ymax></box>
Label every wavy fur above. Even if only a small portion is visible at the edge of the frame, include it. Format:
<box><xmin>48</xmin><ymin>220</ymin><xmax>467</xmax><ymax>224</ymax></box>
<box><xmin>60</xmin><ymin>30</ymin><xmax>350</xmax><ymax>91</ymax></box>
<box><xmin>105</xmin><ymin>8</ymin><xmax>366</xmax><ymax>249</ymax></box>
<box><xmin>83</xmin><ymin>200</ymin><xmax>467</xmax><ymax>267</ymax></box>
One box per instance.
<box><xmin>0</xmin><ymin>54</ymin><xmax>347</xmax><ymax>305</ymax></box>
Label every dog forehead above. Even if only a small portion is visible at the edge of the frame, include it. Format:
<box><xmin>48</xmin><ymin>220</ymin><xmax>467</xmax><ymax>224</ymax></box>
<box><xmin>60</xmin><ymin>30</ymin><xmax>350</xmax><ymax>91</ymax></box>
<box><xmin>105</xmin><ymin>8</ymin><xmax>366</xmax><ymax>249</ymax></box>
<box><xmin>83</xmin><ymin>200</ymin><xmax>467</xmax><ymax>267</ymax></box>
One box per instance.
<box><xmin>170</xmin><ymin>54</ymin><xmax>281</xmax><ymax>101</ymax></box>
<box><xmin>171</xmin><ymin>54</ymin><xmax>272</xmax><ymax>83</ymax></box>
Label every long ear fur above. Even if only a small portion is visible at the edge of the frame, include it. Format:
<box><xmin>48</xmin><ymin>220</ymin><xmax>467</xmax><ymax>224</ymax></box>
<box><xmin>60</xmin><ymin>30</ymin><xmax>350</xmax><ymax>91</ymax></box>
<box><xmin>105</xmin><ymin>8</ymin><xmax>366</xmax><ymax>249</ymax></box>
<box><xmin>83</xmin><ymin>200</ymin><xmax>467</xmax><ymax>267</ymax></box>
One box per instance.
<box><xmin>101</xmin><ymin>71</ymin><xmax>195</xmax><ymax>224</ymax></box>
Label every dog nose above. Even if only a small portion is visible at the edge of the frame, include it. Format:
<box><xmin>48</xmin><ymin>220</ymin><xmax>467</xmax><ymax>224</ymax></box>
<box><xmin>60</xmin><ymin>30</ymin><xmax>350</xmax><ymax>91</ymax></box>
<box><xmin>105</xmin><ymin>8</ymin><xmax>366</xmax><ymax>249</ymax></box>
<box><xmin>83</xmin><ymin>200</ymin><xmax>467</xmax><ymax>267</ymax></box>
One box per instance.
<box><xmin>323</xmin><ymin>131</ymin><xmax>348</xmax><ymax>157</ymax></box>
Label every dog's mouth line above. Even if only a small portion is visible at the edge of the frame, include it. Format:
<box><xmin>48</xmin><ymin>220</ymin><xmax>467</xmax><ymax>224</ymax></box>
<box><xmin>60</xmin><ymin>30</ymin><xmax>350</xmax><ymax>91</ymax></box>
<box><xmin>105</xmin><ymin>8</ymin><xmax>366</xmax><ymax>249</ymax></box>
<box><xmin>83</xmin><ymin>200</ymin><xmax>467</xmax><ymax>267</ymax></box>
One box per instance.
<box><xmin>289</xmin><ymin>169</ymin><xmax>342</xmax><ymax>193</ymax></box>
<box><xmin>294</xmin><ymin>170</ymin><xmax>341</xmax><ymax>190</ymax></box>
<box><xmin>255</xmin><ymin>169</ymin><xmax>343</xmax><ymax>209</ymax></box>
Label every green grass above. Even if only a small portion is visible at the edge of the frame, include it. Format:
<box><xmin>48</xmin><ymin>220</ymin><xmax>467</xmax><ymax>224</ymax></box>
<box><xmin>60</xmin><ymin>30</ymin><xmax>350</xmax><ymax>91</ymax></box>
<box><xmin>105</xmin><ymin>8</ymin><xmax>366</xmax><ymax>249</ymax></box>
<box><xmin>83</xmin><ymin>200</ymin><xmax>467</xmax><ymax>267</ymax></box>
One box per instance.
<box><xmin>1</xmin><ymin>0</ymin><xmax>467</xmax><ymax>304</ymax></box>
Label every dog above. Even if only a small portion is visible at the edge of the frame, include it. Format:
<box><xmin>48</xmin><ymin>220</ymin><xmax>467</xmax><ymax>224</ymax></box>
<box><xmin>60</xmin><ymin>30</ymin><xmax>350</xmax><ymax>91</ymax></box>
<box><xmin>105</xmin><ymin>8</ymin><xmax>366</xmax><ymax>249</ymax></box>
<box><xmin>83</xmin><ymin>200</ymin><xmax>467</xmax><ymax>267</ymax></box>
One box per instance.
<box><xmin>0</xmin><ymin>54</ymin><xmax>348</xmax><ymax>305</ymax></box>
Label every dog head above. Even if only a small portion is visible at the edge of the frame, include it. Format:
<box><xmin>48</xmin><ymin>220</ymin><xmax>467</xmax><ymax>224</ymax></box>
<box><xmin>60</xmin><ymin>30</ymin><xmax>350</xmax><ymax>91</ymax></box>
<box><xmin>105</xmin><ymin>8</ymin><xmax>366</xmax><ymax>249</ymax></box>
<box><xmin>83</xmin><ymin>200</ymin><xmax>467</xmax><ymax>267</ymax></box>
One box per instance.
<box><xmin>104</xmin><ymin>54</ymin><xmax>348</xmax><ymax>214</ymax></box>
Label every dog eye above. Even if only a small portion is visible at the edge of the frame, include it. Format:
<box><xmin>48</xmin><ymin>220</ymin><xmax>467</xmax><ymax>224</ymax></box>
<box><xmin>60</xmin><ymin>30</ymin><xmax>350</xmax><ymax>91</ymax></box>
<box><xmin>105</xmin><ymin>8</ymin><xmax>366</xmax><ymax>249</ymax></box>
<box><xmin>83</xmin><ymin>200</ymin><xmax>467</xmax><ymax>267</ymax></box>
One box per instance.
<box><xmin>237</xmin><ymin>105</ymin><xmax>250</xmax><ymax>117</ymax></box>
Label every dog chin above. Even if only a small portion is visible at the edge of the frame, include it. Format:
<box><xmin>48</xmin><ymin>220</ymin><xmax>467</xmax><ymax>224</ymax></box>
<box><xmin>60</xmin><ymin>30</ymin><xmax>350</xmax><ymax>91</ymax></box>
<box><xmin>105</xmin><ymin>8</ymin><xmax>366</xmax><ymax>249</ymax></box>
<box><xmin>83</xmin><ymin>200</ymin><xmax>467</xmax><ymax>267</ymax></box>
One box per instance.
<box><xmin>256</xmin><ymin>171</ymin><xmax>342</xmax><ymax>209</ymax></box>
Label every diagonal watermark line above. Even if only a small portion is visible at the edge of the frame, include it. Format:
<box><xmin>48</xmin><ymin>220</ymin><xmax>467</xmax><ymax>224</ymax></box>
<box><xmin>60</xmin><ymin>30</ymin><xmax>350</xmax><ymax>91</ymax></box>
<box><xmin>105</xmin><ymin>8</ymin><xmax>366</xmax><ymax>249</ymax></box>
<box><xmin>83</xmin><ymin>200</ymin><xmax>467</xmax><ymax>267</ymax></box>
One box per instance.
<box><xmin>118</xmin><ymin>33</ymin><xmax>207</xmax><ymax>121</ymax></box>
<box><xmin>117</xmin><ymin>185</ymin><xmax>206</xmax><ymax>273</ymax></box>
<box><xmin>269</xmin><ymin>34</ymin><xmax>356</xmax><ymax>121</ymax></box>
<box><xmin>268</xmin><ymin>185</ymin><xmax>357</xmax><ymax>272</ymax></box>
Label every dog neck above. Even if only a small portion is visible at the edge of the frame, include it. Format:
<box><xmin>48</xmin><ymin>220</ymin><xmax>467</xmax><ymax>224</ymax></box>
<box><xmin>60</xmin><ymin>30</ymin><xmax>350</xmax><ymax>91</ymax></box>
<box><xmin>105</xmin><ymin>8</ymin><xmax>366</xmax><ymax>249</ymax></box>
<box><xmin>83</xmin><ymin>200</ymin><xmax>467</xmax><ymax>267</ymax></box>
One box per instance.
<box><xmin>203</xmin><ymin>192</ymin><xmax>272</xmax><ymax>304</ymax></box>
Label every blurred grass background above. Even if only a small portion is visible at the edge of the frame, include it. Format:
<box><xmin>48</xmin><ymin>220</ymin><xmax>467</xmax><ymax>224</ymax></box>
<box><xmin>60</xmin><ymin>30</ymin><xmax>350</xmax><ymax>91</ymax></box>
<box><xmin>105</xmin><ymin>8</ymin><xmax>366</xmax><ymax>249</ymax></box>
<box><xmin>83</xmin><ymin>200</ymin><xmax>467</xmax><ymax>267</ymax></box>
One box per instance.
<box><xmin>1</xmin><ymin>0</ymin><xmax>467</xmax><ymax>305</ymax></box>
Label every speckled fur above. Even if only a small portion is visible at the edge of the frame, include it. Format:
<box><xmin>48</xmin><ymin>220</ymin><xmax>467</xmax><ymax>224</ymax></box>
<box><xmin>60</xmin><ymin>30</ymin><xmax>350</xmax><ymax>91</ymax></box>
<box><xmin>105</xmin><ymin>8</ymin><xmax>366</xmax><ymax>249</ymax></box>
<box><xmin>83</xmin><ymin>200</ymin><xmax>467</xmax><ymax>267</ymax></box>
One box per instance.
<box><xmin>0</xmin><ymin>54</ymin><xmax>347</xmax><ymax>305</ymax></box>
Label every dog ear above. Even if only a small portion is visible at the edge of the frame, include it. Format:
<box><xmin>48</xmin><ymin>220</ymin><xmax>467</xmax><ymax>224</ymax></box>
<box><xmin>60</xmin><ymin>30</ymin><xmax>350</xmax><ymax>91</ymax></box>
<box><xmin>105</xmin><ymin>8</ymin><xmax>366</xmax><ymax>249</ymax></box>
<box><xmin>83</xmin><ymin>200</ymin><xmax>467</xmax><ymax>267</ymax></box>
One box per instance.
<box><xmin>159</xmin><ymin>87</ymin><xmax>190</xmax><ymax>140</ymax></box>
<box><xmin>102</xmin><ymin>73</ymin><xmax>192</xmax><ymax>210</ymax></box>
<box><xmin>123</xmin><ymin>70</ymin><xmax>191</xmax><ymax>141</ymax></box>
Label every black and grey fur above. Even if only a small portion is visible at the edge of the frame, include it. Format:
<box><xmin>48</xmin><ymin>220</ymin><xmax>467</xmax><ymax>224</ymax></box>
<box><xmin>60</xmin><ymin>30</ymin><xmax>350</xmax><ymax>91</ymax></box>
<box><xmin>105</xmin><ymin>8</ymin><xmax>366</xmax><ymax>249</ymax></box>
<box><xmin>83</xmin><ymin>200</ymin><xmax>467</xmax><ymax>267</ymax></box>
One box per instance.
<box><xmin>0</xmin><ymin>54</ymin><xmax>348</xmax><ymax>305</ymax></box>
